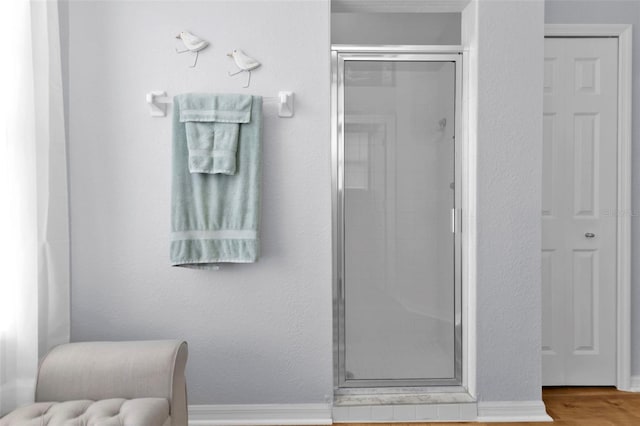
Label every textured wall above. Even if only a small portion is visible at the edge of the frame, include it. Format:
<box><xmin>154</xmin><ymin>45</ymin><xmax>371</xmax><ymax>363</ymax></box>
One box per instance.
<box><xmin>474</xmin><ymin>0</ymin><xmax>545</xmax><ymax>401</ymax></box>
<box><xmin>544</xmin><ymin>0</ymin><xmax>640</xmax><ymax>379</ymax></box>
<box><xmin>331</xmin><ymin>12</ymin><xmax>461</xmax><ymax>45</ymax></box>
<box><xmin>63</xmin><ymin>0</ymin><xmax>548</xmax><ymax>407</ymax></box>
<box><xmin>65</xmin><ymin>0</ymin><xmax>333</xmax><ymax>404</ymax></box>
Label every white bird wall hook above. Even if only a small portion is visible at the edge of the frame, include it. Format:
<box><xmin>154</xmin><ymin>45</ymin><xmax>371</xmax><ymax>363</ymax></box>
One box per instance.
<box><xmin>175</xmin><ymin>31</ymin><xmax>209</xmax><ymax>68</ymax></box>
<box><xmin>227</xmin><ymin>49</ymin><xmax>261</xmax><ymax>88</ymax></box>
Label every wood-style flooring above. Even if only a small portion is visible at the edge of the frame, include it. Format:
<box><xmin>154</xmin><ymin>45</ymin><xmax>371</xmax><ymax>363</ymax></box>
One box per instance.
<box><xmin>334</xmin><ymin>387</ymin><xmax>640</xmax><ymax>425</ymax></box>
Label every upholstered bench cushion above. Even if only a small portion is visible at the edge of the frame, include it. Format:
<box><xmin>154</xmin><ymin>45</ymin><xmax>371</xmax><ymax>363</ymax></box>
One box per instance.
<box><xmin>0</xmin><ymin>398</ymin><xmax>170</xmax><ymax>426</ymax></box>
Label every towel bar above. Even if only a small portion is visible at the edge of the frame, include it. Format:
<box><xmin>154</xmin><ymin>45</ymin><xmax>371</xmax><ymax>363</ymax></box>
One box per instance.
<box><xmin>146</xmin><ymin>90</ymin><xmax>294</xmax><ymax>118</ymax></box>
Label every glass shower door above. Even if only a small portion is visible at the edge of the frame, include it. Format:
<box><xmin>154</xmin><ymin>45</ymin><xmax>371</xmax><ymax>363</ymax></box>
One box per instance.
<box><xmin>335</xmin><ymin>53</ymin><xmax>462</xmax><ymax>387</ymax></box>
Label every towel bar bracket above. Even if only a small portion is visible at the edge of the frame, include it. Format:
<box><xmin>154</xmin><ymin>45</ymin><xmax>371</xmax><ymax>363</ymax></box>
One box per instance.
<box><xmin>146</xmin><ymin>91</ymin><xmax>168</xmax><ymax>117</ymax></box>
<box><xmin>277</xmin><ymin>91</ymin><xmax>294</xmax><ymax>118</ymax></box>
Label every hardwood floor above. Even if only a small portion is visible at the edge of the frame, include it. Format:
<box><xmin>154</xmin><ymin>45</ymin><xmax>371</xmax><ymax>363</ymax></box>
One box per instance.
<box><xmin>536</xmin><ymin>387</ymin><xmax>640</xmax><ymax>426</ymax></box>
<box><xmin>334</xmin><ymin>387</ymin><xmax>640</xmax><ymax>425</ymax></box>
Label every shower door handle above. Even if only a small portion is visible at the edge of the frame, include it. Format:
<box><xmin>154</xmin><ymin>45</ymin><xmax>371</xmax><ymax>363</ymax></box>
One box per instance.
<box><xmin>451</xmin><ymin>208</ymin><xmax>456</xmax><ymax>234</ymax></box>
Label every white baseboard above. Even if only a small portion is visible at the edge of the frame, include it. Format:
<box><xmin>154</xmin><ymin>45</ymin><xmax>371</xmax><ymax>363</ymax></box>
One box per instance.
<box><xmin>188</xmin><ymin>403</ymin><xmax>332</xmax><ymax>426</ymax></box>
<box><xmin>188</xmin><ymin>399</ymin><xmax>552</xmax><ymax>424</ymax></box>
<box><xmin>333</xmin><ymin>402</ymin><xmax>477</xmax><ymax>423</ymax></box>
<box><xmin>477</xmin><ymin>400</ymin><xmax>553</xmax><ymax>423</ymax></box>
<box><xmin>630</xmin><ymin>375</ymin><xmax>640</xmax><ymax>392</ymax></box>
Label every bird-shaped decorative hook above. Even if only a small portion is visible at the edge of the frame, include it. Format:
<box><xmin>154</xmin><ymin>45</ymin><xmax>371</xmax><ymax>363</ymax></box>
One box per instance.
<box><xmin>175</xmin><ymin>31</ymin><xmax>209</xmax><ymax>68</ymax></box>
<box><xmin>227</xmin><ymin>49</ymin><xmax>261</xmax><ymax>88</ymax></box>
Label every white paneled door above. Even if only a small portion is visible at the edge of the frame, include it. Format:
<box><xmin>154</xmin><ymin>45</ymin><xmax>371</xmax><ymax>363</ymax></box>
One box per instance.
<box><xmin>542</xmin><ymin>37</ymin><xmax>618</xmax><ymax>385</ymax></box>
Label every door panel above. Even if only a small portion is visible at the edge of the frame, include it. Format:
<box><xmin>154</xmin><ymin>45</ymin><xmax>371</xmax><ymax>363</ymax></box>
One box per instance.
<box><xmin>572</xmin><ymin>113</ymin><xmax>598</xmax><ymax>217</ymax></box>
<box><xmin>542</xmin><ymin>37</ymin><xmax>617</xmax><ymax>386</ymax></box>
<box><xmin>541</xmin><ymin>249</ymin><xmax>556</xmax><ymax>353</ymax></box>
<box><xmin>572</xmin><ymin>249</ymin><xmax>597</xmax><ymax>353</ymax></box>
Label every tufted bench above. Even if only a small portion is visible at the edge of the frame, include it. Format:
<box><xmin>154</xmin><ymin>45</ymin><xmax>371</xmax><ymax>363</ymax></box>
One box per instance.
<box><xmin>0</xmin><ymin>340</ymin><xmax>188</xmax><ymax>426</ymax></box>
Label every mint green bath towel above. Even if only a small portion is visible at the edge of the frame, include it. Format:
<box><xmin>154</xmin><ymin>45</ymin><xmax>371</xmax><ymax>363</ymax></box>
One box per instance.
<box><xmin>171</xmin><ymin>93</ymin><xmax>262</xmax><ymax>267</ymax></box>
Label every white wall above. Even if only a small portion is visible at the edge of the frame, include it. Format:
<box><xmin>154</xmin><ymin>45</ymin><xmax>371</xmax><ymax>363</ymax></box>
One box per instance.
<box><xmin>64</xmin><ymin>0</ymin><xmax>333</xmax><ymax>405</ymax></box>
<box><xmin>331</xmin><ymin>12</ymin><xmax>461</xmax><ymax>45</ymax></box>
<box><xmin>544</xmin><ymin>0</ymin><xmax>640</xmax><ymax>379</ymax></box>
<box><xmin>471</xmin><ymin>0</ymin><xmax>545</xmax><ymax>401</ymax></box>
<box><xmin>63</xmin><ymin>0</ymin><xmax>546</xmax><ymax>408</ymax></box>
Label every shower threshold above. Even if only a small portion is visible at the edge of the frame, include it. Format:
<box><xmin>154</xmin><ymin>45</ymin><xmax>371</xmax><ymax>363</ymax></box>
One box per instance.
<box><xmin>333</xmin><ymin>387</ymin><xmax>475</xmax><ymax>406</ymax></box>
<box><xmin>332</xmin><ymin>388</ymin><xmax>477</xmax><ymax>422</ymax></box>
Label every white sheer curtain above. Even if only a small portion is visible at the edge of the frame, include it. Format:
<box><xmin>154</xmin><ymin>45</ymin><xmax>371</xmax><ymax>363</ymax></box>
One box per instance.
<box><xmin>0</xmin><ymin>0</ymin><xmax>70</xmax><ymax>416</ymax></box>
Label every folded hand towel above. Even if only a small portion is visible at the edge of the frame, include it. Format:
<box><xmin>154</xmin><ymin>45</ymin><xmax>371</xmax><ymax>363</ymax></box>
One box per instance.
<box><xmin>171</xmin><ymin>93</ymin><xmax>262</xmax><ymax>268</ymax></box>
<box><xmin>179</xmin><ymin>93</ymin><xmax>253</xmax><ymax>175</ymax></box>
<box><xmin>185</xmin><ymin>121</ymin><xmax>239</xmax><ymax>174</ymax></box>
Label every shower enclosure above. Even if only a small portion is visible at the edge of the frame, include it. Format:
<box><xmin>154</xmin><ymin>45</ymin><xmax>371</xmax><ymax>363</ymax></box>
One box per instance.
<box><xmin>332</xmin><ymin>47</ymin><xmax>462</xmax><ymax>390</ymax></box>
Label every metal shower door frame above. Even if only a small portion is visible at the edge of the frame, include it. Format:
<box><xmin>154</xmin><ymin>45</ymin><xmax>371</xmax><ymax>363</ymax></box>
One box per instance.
<box><xmin>331</xmin><ymin>45</ymin><xmax>464</xmax><ymax>390</ymax></box>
